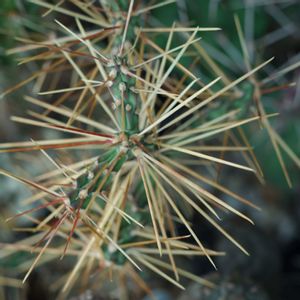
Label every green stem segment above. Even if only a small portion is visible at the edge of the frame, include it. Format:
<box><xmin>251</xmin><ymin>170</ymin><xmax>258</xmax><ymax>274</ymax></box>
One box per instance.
<box><xmin>68</xmin><ymin>1</ymin><xmax>149</xmax><ymax>266</ymax></box>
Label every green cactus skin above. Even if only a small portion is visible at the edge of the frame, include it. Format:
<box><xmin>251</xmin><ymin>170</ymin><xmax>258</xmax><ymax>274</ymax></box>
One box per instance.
<box><xmin>65</xmin><ymin>0</ymin><xmax>154</xmax><ymax>267</ymax></box>
<box><xmin>107</xmin><ymin>57</ymin><xmax>140</xmax><ymax>135</ymax></box>
<box><xmin>69</xmin><ymin>147</ymin><xmax>127</xmax><ymax>210</ymax></box>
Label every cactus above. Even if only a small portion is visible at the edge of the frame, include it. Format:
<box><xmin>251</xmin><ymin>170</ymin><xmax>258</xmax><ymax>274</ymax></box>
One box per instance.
<box><xmin>0</xmin><ymin>0</ymin><xmax>299</xmax><ymax>299</ymax></box>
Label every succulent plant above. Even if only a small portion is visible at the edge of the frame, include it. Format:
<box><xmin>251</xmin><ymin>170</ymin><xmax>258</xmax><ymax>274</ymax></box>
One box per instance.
<box><xmin>0</xmin><ymin>1</ymin><xmax>299</xmax><ymax>299</ymax></box>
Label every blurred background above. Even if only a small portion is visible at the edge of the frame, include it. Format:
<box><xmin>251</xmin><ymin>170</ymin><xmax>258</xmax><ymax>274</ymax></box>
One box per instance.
<box><xmin>0</xmin><ymin>0</ymin><xmax>300</xmax><ymax>299</ymax></box>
